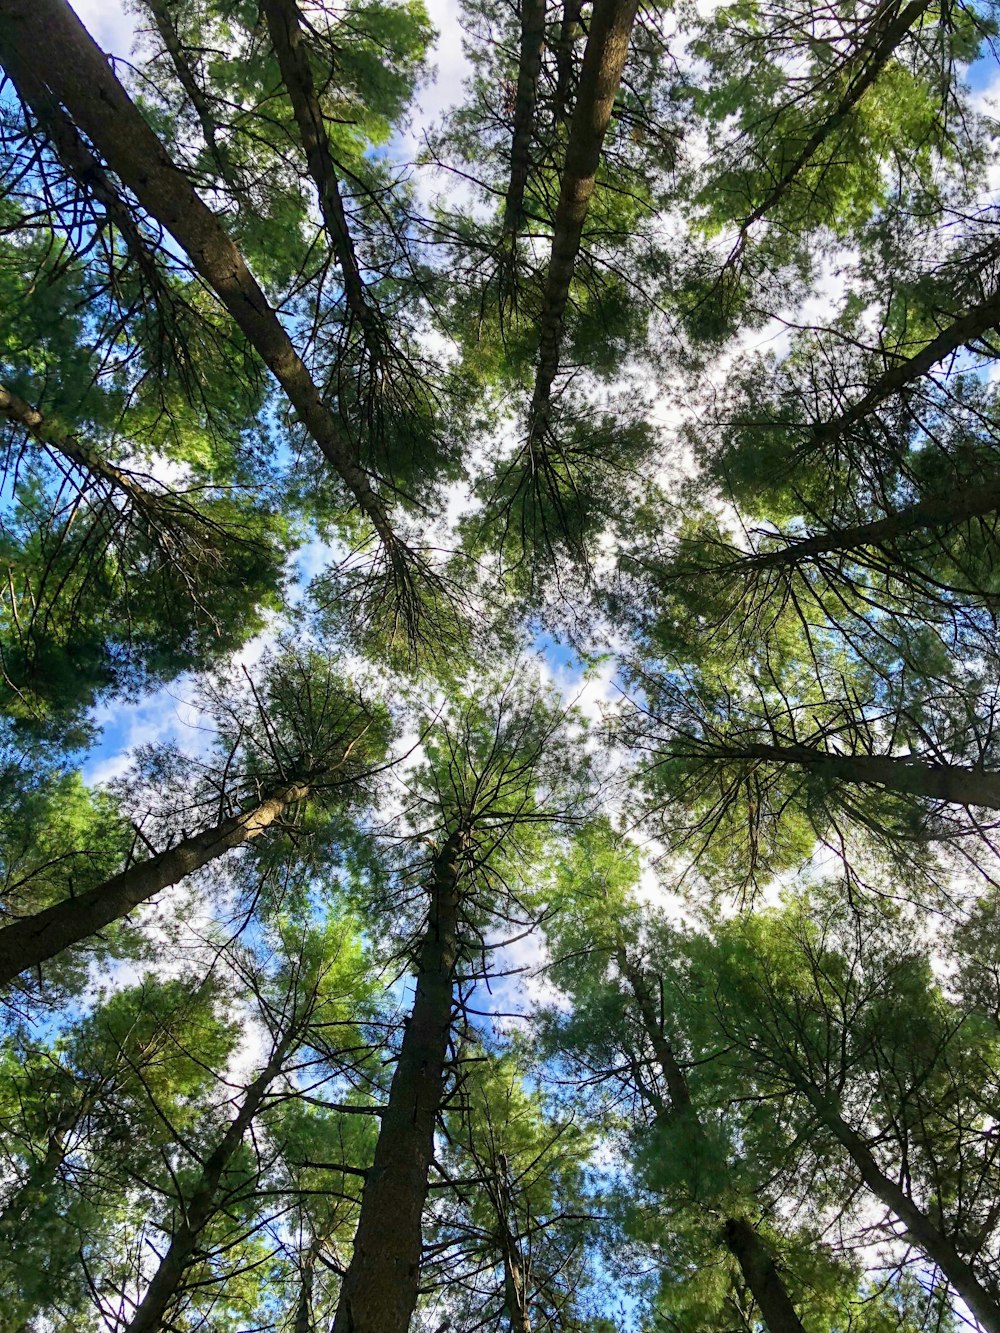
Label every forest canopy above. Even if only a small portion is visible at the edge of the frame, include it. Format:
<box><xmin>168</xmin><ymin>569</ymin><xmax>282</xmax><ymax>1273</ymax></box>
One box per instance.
<box><xmin>1</xmin><ymin>0</ymin><xmax>1000</xmax><ymax>1329</ymax></box>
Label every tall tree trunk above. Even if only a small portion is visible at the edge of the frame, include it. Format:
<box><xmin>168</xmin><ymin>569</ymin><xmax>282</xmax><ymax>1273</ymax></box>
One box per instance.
<box><xmin>689</xmin><ymin>740</ymin><xmax>1000</xmax><ymax>811</ymax></box>
<box><xmin>553</xmin><ymin>0</ymin><xmax>583</xmax><ymax>122</ymax></box>
<box><xmin>723</xmin><ymin>1217</ymin><xmax>809</xmax><ymax>1333</ymax></box>
<box><xmin>503</xmin><ymin>0</ymin><xmax>547</xmax><ymax>236</ymax></box>
<box><xmin>734</xmin><ymin>0</ymin><xmax>933</xmax><ymax>241</ymax></box>
<box><xmin>810</xmin><ymin>288</ymin><xmax>1000</xmax><ymax>445</ymax></box>
<box><xmin>331</xmin><ymin>831</ymin><xmax>465</xmax><ymax>1333</ymax></box>
<box><xmin>805</xmin><ymin>1093</ymin><xmax>1000</xmax><ymax>1333</ymax></box>
<box><xmin>0</xmin><ymin>383</ymin><xmax>201</xmax><ymax>526</ymax></box>
<box><xmin>719</xmin><ymin>476</ymin><xmax>1000</xmax><ymax>576</ymax></box>
<box><xmin>146</xmin><ymin>0</ymin><xmax>232</xmax><ymax>184</ymax></box>
<box><xmin>124</xmin><ymin>1037</ymin><xmax>293</xmax><ymax>1333</ymax></box>
<box><xmin>496</xmin><ymin>1161</ymin><xmax>532</xmax><ymax>1333</ymax></box>
<box><xmin>259</xmin><ymin>0</ymin><xmax>381</xmax><ymax>349</ymax></box>
<box><xmin>0</xmin><ymin>0</ymin><xmax>395</xmax><ymax>545</ymax></box>
<box><xmin>0</xmin><ymin>1091</ymin><xmax>96</xmax><ymax>1238</ymax></box>
<box><xmin>0</xmin><ymin>784</ymin><xmax>308</xmax><ymax>986</ymax></box>
<box><xmin>528</xmin><ymin>0</ymin><xmax>639</xmax><ymax>438</ymax></box>
<box><xmin>292</xmin><ymin>1240</ymin><xmax>318</xmax><ymax>1333</ymax></box>
<box><xmin>617</xmin><ymin>946</ymin><xmax>808</xmax><ymax>1333</ymax></box>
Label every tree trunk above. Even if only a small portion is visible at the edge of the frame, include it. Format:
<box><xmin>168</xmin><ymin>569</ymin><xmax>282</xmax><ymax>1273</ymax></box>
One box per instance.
<box><xmin>503</xmin><ymin>0</ymin><xmax>547</xmax><ymax>236</ymax></box>
<box><xmin>124</xmin><ymin>1037</ymin><xmax>292</xmax><ymax>1333</ymax></box>
<box><xmin>806</xmin><ymin>1095</ymin><xmax>1000</xmax><ymax>1333</ymax></box>
<box><xmin>618</xmin><ymin>946</ymin><xmax>808</xmax><ymax>1333</ymax></box>
<box><xmin>146</xmin><ymin>0</ymin><xmax>231</xmax><ymax>183</ymax></box>
<box><xmin>722</xmin><ymin>476</ymin><xmax>1000</xmax><ymax>575</ymax></box>
<box><xmin>0</xmin><ymin>383</ymin><xmax>194</xmax><ymax>523</ymax></box>
<box><xmin>812</xmin><ymin>288</ymin><xmax>1000</xmax><ymax>444</ymax></box>
<box><xmin>496</xmin><ymin>1162</ymin><xmax>532</xmax><ymax>1333</ymax></box>
<box><xmin>724</xmin><ymin>1217</ymin><xmax>809</xmax><ymax>1333</ymax></box>
<box><xmin>259</xmin><ymin>0</ymin><xmax>380</xmax><ymax>348</ymax></box>
<box><xmin>0</xmin><ymin>784</ymin><xmax>308</xmax><ymax>986</ymax></box>
<box><xmin>528</xmin><ymin>0</ymin><xmax>639</xmax><ymax>438</ymax></box>
<box><xmin>735</xmin><ymin>0</ymin><xmax>933</xmax><ymax>238</ymax></box>
<box><xmin>331</xmin><ymin>831</ymin><xmax>465</xmax><ymax>1333</ymax></box>
<box><xmin>553</xmin><ymin>0</ymin><xmax>583</xmax><ymax>122</ymax></box>
<box><xmin>0</xmin><ymin>0</ymin><xmax>395</xmax><ymax>544</ymax></box>
<box><xmin>693</xmin><ymin>740</ymin><xmax>1000</xmax><ymax>811</ymax></box>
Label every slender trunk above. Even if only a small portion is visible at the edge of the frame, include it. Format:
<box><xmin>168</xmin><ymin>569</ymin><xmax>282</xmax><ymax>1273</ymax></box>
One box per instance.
<box><xmin>331</xmin><ymin>831</ymin><xmax>465</xmax><ymax>1333</ymax></box>
<box><xmin>722</xmin><ymin>476</ymin><xmax>1000</xmax><ymax>575</ymax></box>
<box><xmin>618</xmin><ymin>946</ymin><xmax>808</xmax><ymax>1333</ymax></box>
<box><xmin>0</xmin><ymin>784</ymin><xmax>308</xmax><ymax>986</ymax></box>
<box><xmin>0</xmin><ymin>0</ymin><xmax>394</xmax><ymax>542</ymax></box>
<box><xmin>496</xmin><ymin>1165</ymin><xmax>531</xmax><ymax>1333</ymax></box>
<box><xmin>0</xmin><ymin>383</ymin><xmax>187</xmax><ymax>522</ymax></box>
<box><xmin>259</xmin><ymin>0</ymin><xmax>381</xmax><ymax>348</ymax></box>
<box><xmin>503</xmin><ymin>0</ymin><xmax>547</xmax><ymax>236</ymax></box>
<box><xmin>553</xmin><ymin>0</ymin><xmax>583</xmax><ymax>121</ymax></box>
<box><xmin>292</xmin><ymin>1243</ymin><xmax>317</xmax><ymax>1333</ymax></box>
<box><xmin>811</xmin><ymin>288</ymin><xmax>1000</xmax><ymax>445</ymax></box>
<box><xmin>146</xmin><ymin>0</ymin><xmax>229</xmax><ymax>178</ymax></box>
<box><xmin>693</xmin><ymin>740</ymin><xmax>1000</xmax><ymax>811</ymax></box>
<box><xmin>124</xmin><ymin>1037</ymin><xmax>292</xmax><ymax>1333</ymax></box>
<box><xmin>529</xmin><ymin>0</ymin><xmax>639</xmax><ymax>438</ymax></box>
<box><xmin>735</xmin><ymin>0</ymin><xmax>933</xmax><ymax>239</ymax></box>
<box><xmin>0</xmin><ymin>42</ymin><xmax>170</xmax><ymax>304</ymax></box>
<box><xmin>805</xmin><ymin>1094</ymin><xmax>1000</xmax><ymax>1333</ymax></box>
<box><xmin>0</xmin><ymin>1092</ymin><xmax>94</xmax><ymax>1236</ymax></box>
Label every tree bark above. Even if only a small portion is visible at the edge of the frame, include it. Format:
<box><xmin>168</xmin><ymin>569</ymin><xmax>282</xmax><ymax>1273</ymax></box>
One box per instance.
<box><xmin>331</xmin><ymin>831</ymin><xmax>465</xmax><ymax>1333</ymax></box>
<box><xmin>528</xmin><ymin>0</ymin><xmax>639</xmax><ymax>438</ymax></box>
<box><xmin>719</xmin><ymin>476</ymin><xmax>1000</xmax><ymax>576</ymax></box>
<box><xmin>553</xmin><ymin>0</ymin><xmax>583</xmax><ymax>122</ymax></box>
<box><xmin>805</xmin><ymin>1094</ymin><xmax>1000</xmax><ymax>1333</ymax></box>
<box><xmin>811</xmin><ymin>288</ymin><xmax>1000</xmax><ymax>444</ymax></box>
<box><xmin>259</xmin><ymin>0</ymin><xmax>380</xmax><ymax>348</ymax></box>
<box><xmin>689</xmin><ymin>740</ymin><xmax>1000</xmax><ymax>811</ymax></box>
<box><xmin>618</xmin><ymin>946</ymin><xmax>809</xmax><ymax>1333</ymax></box>
<box><xmin>723</xmin><ymin>1217</ymin><xmax>809</xmax><ymax>1333</ymax></box>
<box><xmin>496</xmin><ymin>1161</ymin><xmax>532</xmax><ymax>1333</ymax></box>
<box><xmin>146</xmin><ymin>0</ymin><xmax>230</xmax><ymax>181</ymax></box>
<box><xmin>0</xmin><ymin>784</ymin><xmax>308</xmax><ymax>986</ymax></box>
<box><xmin>0</xmin><ymin>0</ymin><xmax>395</xmax><ymax>543</ymax></box>
<box><xmin>124</xmin><ymin>1036</ymin><xmax>292</xmax><ymax>1333</ymax></box>
<box><xmin>503</xmin><ymin>0</ymin><xmax>547</xmax><ymax>236</ymax></box>
<box><xmin>734</xmin><ymin>0</ymin><xmax>933</xmax><ymax>239</ymax></box>
<box><xmin>0</xmin><ymin>383</ymin><xmax>193</xmax><ymax>523</ymax></box>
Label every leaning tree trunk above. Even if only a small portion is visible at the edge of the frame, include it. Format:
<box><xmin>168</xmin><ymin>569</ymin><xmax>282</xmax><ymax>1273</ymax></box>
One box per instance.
<box><xmin>330</xmin><ymin>831</ymin><xmax>466</xmax><ymax>1333</ymax></box>
<box><xmin>617</xmin><ymin>946</ymin><xmax>809</xmax><ymax>1333</ymax></box>
<box><xmin>810</xmin><ymin>287</ymin><xmax>1000</xmax><ymax>445</ymax></box>
<box><xmin>124</xmin><ymin>1037</ymin><xmax>292</xmax><ymax>1333</ymax></box>
<box><xmin>553</xmin><ymin>0</ymin><xmax>584</xmax><ymax>122</ymax></box>
<box><xmin>806</xmin><ymin>1094</ymin><xmax>1000</xmax><ymax>1333</ymax></box>
<box><xmin>260</xmin><ymin>0</ymin><xmax>382</xmax><ymax>350</ymax></box>
<box><xmin>692</xmin><ymin>740</ymin><xmax>1000</xmax><ymax>811</ymax></box>
<box><xmin>495</xmin><ymin>1161</ymin><xmax>532</xmax><ymax>1333</ymax></box>
<box><xmin>734</xmin><ymin>0</ymin><xmax>933</xmax><ymax>240</ymax></box>
<box><xmin>528</xmin><ymin>0</ymin><xmax>640</xmax><ymax>439</ymax></box>
<box><xmin>0</xmin><ymin>784</ymin><xmax>308</xmax><ymax>986</ymax></box>
<box><xmin>720</xmin><ymin>476</ymin><xmax>1000</xmax><ymax>576</ymax></box>
<box><xmin>503</xmin><ymin>0</ymin><xmax>547</xmax><ymax>236</ymax></box>
<box><xmin>0</xmin><ymin>0</ymin><xmax>394</xmax><ymax>543</ymax></box>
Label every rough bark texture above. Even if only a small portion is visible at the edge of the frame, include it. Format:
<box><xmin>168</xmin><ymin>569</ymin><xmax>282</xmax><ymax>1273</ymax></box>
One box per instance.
<box><xmin>0</xmin><ymin>0</ymin><xmax>394</xmax><ymax>540</ymax></box>
<box><xmin>0</xmin><ymin>784</ymin><xmax>307</xmax><ymax>986</ymax></box>
<box><xmin>330</xmin><ymin>831</ymin><xmax>465</xmax><ymax>1333</ymax></box>
<box><xmin>736</xmin><ymin>0</ymin><xmax>933</xmax><ymax>236</ymax></box>
<box><xmin>696</xmin><ymin>741</ymin><xmax>1000</xmax><ymax>811</ymax></box>
<box><xmin>812</xmin><ymin>289</ymin><xmax>1000</xmax><ymax>444</ymax></box>
<box><xmin>806</xmin><ymin>1095</ymin><xmax>1000</xmax><ymax>1333</ymax></box>
<box><xmin>260</xmin><ymin>0</ymin><xmax>380</xmax><ymax>345</ymax></box>
<box><xmin>503</xmin><ymin>0</ymin><xmax>547</xmax><ymax>235</ymax></box>
<box><xmin>124</xmin><ymin>1038</ymin><xmax>292</xmax><ymax>1333</ymax></box>
<box><xmin>529</xmin><ymin>0</ymin><xmax>640</xmax><ymax>438</ymax></box>
<box><xmin>620</xmin><ymin>946</ymin><xmax>808</xmax><ymax>1333</ymax></box>
<box><xmin>724</xmin><ymin>1218</ymin><xmax>809</xmax><ymax>1333</ymax></box>
<box><xmin>725</xmin><ymin>476</ymin><xmax>1000</xmax><ymax>574</ymax></box>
